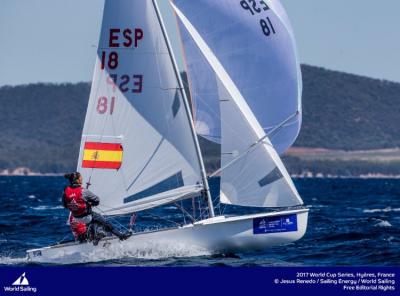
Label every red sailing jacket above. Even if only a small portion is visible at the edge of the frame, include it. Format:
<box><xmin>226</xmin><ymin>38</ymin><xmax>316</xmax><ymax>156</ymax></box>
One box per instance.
<box><xmin>63</xmin><ymin>186</ymin><xmax>88</xmax><ymax>217</ymax></box>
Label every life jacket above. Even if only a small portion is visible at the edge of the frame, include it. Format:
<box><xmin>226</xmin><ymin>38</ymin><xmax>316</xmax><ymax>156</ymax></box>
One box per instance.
<box><xmin>64</xmin><ymin>186</ymin><xmax>88</xmax><ymax>218</ymax></box>
<box><xmin>69</xmin><ymin>215</ymin><xmax>87</xmax><ymax>239</ymax></box>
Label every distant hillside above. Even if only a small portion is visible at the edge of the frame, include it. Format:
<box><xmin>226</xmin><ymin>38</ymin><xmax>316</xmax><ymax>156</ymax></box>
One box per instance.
<box><xmin>298</xmin><ymin>65</ymin><xmax>400</xmax><ymax>150</ymax></box>
<box><xmin>0</xmin><ymin>83</ymin><xmax>89</xmax><ymax>172</ymax></box>
<box><xmin>1</xmin><ymin>65</ymin><xmax>400</xmax><ymax>173</ymax></box>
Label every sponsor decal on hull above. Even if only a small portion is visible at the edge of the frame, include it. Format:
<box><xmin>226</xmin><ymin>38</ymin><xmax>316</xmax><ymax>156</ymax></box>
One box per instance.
<box><xmin>253</xmin><ymin>214</ymin><xmax>298</xmax><ymax>234</ymax></box>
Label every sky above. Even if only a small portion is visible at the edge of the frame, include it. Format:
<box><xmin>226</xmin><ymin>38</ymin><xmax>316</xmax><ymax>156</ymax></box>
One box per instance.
<box><xmin>0</xmin><ymin>0</ymin><xmax>399</xmax><ymax>87</ymax></box>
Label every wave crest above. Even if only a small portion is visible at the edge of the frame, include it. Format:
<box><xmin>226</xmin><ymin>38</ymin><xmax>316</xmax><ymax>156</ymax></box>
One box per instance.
<box><xmin>363</xmin><ymin>207</ymin><xmax>400</xmax><ymax>213</ymax></box>
<box><xmin>374</xmin><ymin>220</ymin><xmax>392</xmax><ymax>228</ymax></box>
<box><xmin>0</xmin><ymin>256</ymin><xmax>28</xmax><ymax>265</ymax></box>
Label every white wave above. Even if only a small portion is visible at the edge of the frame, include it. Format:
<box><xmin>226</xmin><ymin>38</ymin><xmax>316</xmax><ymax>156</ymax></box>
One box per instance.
<box><xmin>308</xmin><ymin>204</ymin><xmax>327</xmax><ymax>208</ymax></box>
<box><xmin>363</xmin><ymin>207</ymin><xmax>400</xmax><ymax>213</ymax></box>
<box><xmin>28</xmin><ymin>195</ymin><xmax>36</xmax><ymax>199</ymax></box>
<box><xmin>101</xmin><ymin>241</ymin><xmax>210</xmax><ymax>261</ymax></box>
<box><xmin>374</xmin><ymin>220</ymin><xmax>392</xmax><ymax>228</ymax></box>
<box><xmin>0</xmin><ymin>256</ymin><xmax>28</xmax><ymax>265</ymax></box>
<box><xmin>28</xmin><ymin>240</ymin><xmax>211</xmax><ymax>265</ymax></box>
<box><xmin>83</xmin><ymin>241</ymin><xmax>210</xmax><ymax>263</ymax></box>
<box><xmin>31</xmin><ymin>205</ymin><xmax>63</xmax><ymax>211</ymax></box>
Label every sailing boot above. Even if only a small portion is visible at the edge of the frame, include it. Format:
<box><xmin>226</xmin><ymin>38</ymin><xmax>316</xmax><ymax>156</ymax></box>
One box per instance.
<box><xmin>94</xmin><ymin>232</ymin><xmax>106</xmax><ymax>246</ymax></box>
<box><xmin>119</xmin><ymin>230</ymin><xmax>133</xmax><ymax>241</ymax></box>
<box><xmin>92</xmin><ymin>225</ymin><xmax>107</xmax><ymax>246</ymax></box>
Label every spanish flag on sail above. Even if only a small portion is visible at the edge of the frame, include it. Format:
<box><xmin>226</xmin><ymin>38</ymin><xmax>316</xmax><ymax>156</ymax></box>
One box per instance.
<box><xmin>82</xmin><ymin>142</ymin><xmax>123</xmax><ymax>169</ymax></box>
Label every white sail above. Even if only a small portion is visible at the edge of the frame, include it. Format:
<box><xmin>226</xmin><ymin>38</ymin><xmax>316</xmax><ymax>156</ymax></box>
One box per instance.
<box><xmin>172</xmin><ymin>1</ymin><xmax>303</xmax><ymax>207</ymax></box>
<box><xmin>77</xmin><ymin>0</ymin><xmax>204</xmax><ymax>216</ymax></box>
<box><xmin>177</xmin><ymin>27</ymin><xmax>221</xmax><ymax>144</ymax></box>
<box><xmin>173</xmin><ymin>0</ymin><xmax>302</xmax><ymax>155</ymax></box>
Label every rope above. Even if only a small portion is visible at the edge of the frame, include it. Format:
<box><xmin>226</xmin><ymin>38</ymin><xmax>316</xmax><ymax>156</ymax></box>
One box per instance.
<box><xmin>211</xmin><ymin>195</ymin><xmax>221</xmax><ymax>216</ymax></box>
<box><xmin>198</xmin><ymin>198</ymin><xmax>205</xmax><ymax>220</ymax></box>
<box><xmin>142</xmin><ymin>210</ymin><xmax>182</xmax><ymax>227</ymax></box>
<box><xmin>94</xmin><ymin>207</ymin><xmax>131</xmax><ymax>232</ymax></box>
<box><xmin>180</xmin><ymin>200</ymin><xmax>186</xmax><ymax>224</ymax></box>
<box><xmin>174</xmin><ymin>202</ymin><xmax>195</xmax><ymax>223</ymax></box>
<box><xmin>210</xmin><ymin>194</ymin><xmax>227</xmax><ymax>216</ymax></box>
<box><xmin>57</xmin><ymin>233</ymin><xmax>72</xmax><ymax>245</ymax></box>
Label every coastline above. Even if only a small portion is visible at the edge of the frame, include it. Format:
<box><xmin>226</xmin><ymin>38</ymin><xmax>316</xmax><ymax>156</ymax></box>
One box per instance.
<box><xmin>0</xmin><ymin>168</ymin><xmax>62</xmax><ymax>177</ymax></box>
<box><xmin>1</xmin><ymin>167</ymin><xmax>399</xmax><ymax>179</ymax></box>
<box><xmin>291</xmin><ymin>172</ymin><xmax>400</xmax><ymax>179</ymax></box>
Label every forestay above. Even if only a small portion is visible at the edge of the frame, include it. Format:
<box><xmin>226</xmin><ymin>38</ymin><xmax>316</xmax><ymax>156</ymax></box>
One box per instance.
<box><xmin>173</xmin><ymin>0</ymin><xmax>302</xmax><ymax>154</ymax></box>
<box><xmin>172</xmin><ymin>0</ymin><xmax>304</xmax><ymax>207</ymax></box>
<box><xmin>77</xmin><ymin>0</ymin><xmax>204</xmax><ymax>216</ymax></box>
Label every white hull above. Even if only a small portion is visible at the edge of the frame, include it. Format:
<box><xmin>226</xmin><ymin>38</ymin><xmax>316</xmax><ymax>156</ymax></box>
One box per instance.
<box><xmin>27</xmin><ymin>209</ymin><xmax>308</xmax><ymax>264</ymax></box>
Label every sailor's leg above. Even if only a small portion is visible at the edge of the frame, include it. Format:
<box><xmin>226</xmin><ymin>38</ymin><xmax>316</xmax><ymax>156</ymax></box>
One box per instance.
<box><xmin>91</xmin><ymin>212</ymin><xmax>129</xmax><ymax>239</ymax></box>
<box><xmin>77</xmin><ymin>233</ymin><xmax>87</xmax><ymax>243</ymax></box>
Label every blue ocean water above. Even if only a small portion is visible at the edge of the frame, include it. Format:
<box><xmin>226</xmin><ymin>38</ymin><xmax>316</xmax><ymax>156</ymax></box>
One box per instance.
<box><xmin>0</xmin><ymin>176</ymin><xmax>399</xmax><ymax>266</ymax></box>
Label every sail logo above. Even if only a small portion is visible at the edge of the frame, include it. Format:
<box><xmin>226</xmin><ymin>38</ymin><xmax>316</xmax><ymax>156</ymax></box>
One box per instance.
<box><xmin>12</xmin><ymin>273</ymin><xmax>29</xmax><ymax>286</ymax></box>
<box><xmin>3</xmin><ymin>272</ymin><xmax>38</xmax><ymax>293</ymax></box>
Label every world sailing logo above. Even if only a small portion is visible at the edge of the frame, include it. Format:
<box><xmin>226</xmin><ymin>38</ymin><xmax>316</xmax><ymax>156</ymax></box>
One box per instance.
<box><xmin>12</xmin><ymin>272</ymin><xmax>29</xmax><ymax>286</ymax></box>
<box><xmin>3</xmin><ymin>272</ymin><xmax>38</xmax><ymax>293</ymax></box>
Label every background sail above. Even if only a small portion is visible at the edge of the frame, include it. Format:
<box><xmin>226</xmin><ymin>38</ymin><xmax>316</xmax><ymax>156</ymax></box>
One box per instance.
<box><xmin>172</xmin><ymin>1</ymin><xmax>304</xmax><ymax>207</ymax></box>
<box><xmin>173</xmin><ymin>0</ymin><xmax>302</xmax><ymax>155</ymax></box>
<box><xmin>177</xmin><ymin>25</ymin><xmax>221</xmax><ymax>144</ymax></box>
<box><xmin>77</xmin><ymin>0</ymin><xmax>203</xmax><ymax>216</ymax></box>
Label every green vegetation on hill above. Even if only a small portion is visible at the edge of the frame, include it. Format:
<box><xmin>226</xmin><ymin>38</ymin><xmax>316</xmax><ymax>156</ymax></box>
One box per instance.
<box><xmin>0</xmin><ymin>83</ymin><xmax>89</xmax><ymax>172</ymax></box>
<box><xmin>298</xmin><ymin>65</ymin><xmax>400</xmax><ymax>150</ymax></box>
<box><xmin>0</xmin><ymin>65</ymin><xmax>399</xmax><ymax>173</ymax></box>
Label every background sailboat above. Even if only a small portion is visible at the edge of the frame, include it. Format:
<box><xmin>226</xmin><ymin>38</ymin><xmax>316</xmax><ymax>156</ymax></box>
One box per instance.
<box><xmin>27</xmin><ymin>0</ymin><xmax>308</xmax><ymax>264</ymax></box>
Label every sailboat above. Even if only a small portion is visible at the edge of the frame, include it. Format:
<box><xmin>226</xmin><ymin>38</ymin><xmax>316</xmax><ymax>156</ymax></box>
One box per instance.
<box><xmin>27</xmin><ymin>0</ymin><xmax>308</xmax><ymax>264</ymax></box>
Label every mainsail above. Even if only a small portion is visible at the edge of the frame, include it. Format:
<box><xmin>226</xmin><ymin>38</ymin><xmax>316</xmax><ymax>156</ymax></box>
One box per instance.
<box><xmin>77</xmin><ymin>0</ymin><xmax>207</xmax><ymax>216</ymax></box>
<box><xmin>172</xmin><ymin>0</ymin><xmax>304</xmax><ymax>207</ymax></box>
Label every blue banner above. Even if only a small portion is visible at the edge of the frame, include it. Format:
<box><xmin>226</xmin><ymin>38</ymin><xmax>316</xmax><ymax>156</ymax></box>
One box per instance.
<box><xmin>0</xmin><ymin>267</ymin><xmax>398</xmax><ymax>296</ymax></box>
<box><xmin>253</xmin><ymin>214</ymin><xmax>298</xmax><ymax>234</ymax></box>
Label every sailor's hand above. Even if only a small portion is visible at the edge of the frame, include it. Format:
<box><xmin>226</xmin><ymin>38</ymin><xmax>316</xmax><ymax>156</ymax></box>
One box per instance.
<box><xmin>88</xmin><ymin>200</ymin><xmax>100</xmax><ymax>207</ymax></box>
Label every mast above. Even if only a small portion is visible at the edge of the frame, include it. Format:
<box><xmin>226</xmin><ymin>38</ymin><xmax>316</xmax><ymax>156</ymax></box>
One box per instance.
<box><xmin>152</xmin><ymin>0</ymin><xmax>215</xmax><ymax>217</ymax></box>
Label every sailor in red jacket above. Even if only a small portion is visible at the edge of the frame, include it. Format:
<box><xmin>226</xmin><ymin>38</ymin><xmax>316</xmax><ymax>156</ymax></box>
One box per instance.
<box><xmin>62</xmin><ymin>172</ymin><xmax>132</xmax><ymax>242</ymax></box>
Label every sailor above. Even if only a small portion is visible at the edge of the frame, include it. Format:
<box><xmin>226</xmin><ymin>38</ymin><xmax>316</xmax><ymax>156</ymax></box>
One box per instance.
<box><xmin>62</xmin><ymin>172</ymin><xmax>132</xmax><ymax>241</ymax></box>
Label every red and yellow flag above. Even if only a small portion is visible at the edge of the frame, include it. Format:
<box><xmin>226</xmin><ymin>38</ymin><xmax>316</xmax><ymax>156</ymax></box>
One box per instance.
<box><xmin>82</xmin><ymin>142</ymin><xmax>123</xmax><ymax>169</ymax></box>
